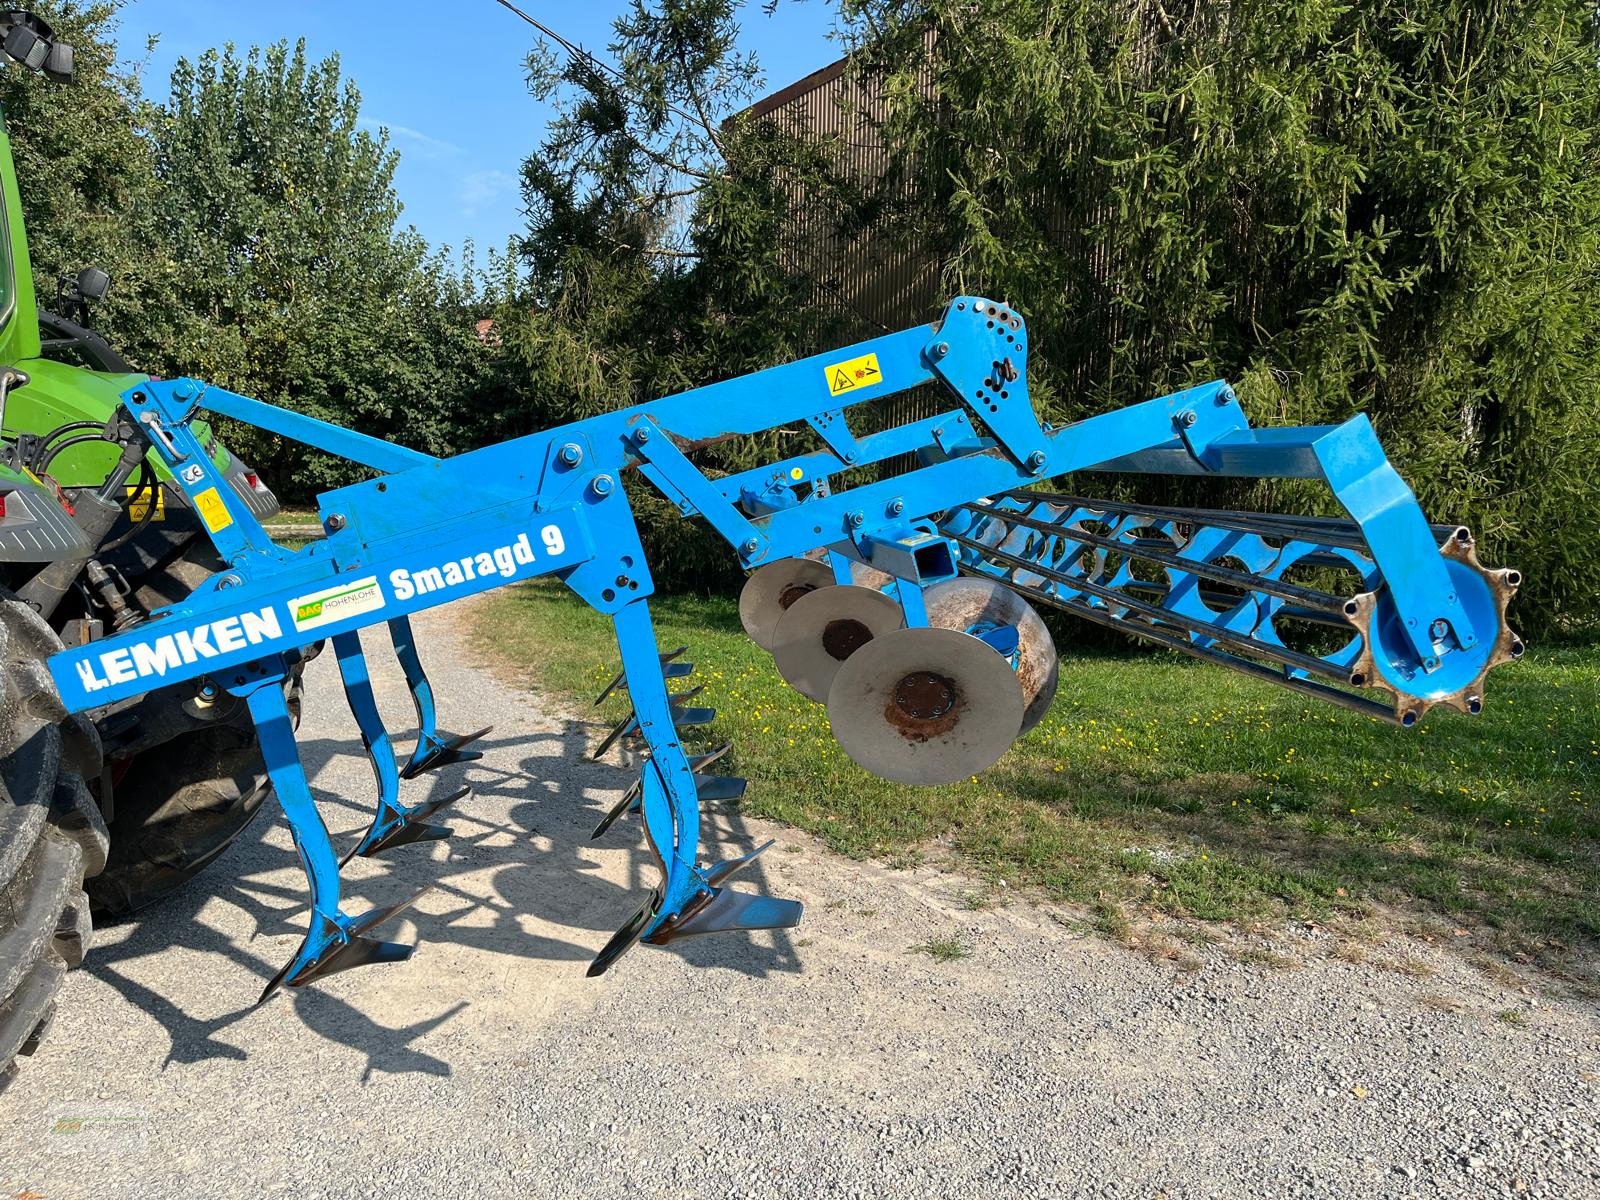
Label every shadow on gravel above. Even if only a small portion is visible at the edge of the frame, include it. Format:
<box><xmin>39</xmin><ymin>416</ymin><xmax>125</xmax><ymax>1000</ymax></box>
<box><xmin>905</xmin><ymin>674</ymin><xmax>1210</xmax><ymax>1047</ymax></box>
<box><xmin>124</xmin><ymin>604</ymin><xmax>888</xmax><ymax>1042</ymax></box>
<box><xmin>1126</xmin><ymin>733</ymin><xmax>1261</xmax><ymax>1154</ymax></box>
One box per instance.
<box><xmin>86</xmin><ymin>712</ymin><xmax>798</xmax><ymax>1077</ymax></box>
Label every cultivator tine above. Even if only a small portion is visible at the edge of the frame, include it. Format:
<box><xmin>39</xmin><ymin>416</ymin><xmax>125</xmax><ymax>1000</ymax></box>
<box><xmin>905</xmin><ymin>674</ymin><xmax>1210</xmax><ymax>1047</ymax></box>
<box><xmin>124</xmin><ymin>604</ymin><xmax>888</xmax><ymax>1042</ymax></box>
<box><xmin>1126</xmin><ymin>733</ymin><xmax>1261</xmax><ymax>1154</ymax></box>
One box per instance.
<box><xmin>590</xmin><ymin>772</ymin><xmax>747</xmax><ymax>840</ymax></box>
<box><xmin>399</xmin><ymin>727</ymin><xmax>494</xmax><ymax>780</ymax></box>
<box><xmin>648</xmin><ymin>889</ymin><xmax>802</xmax><ymax>940</ymax></box>
<box><xmin>241</xmin><ymin>676</ymin><xmax>426</xmax><ymax>1005</ymax></box>
<box><xmin>389</xmin><ymin>616</ymin><xmax>493</xmax><ymax>778</ymax></box>
<box><xmin>587</xmin><ymin>601</ymin><xmax>800</xmax><ymax>975</ymax></box>
<box><xmin>693</xmin><ymin>774</ymin><xmax>748</xmax><ymax>803</ymax></box>
<box><xmin>591</xmin><ymin>712</ymin><xmax>638</xmax><ymax>760</ymax></box>
<box><xmin>353</xmin><ymin>787</ymin><xmax>472</xmax><ymax>858</ymax></box>
<box><xmin>669</xmin><ymin>706</ymin><xmax>716</xmax><ymax>730</ymax></box>
<box><xmin>263</xmin><ymin>894</ymin><xmax>424</xmax><ymax>999</ymax></box>
<box><xmin>644</xmin><ymin>841</ymin><xmax>800</xmax><ymax>940</ymax></box>
<box><xmin>591</xmin><ymin>685</ymin><xmax>715</xmax><ymax>760</ymax></box>
<box><xmin>332</xmin><ymin>632</ymin><xmax>470</xmax><ymax>861</ymax></box>
<box><xmin>703</xmin><ymin>839</ymin><xmax>777</xmax><ymax>887</ymax></box>
<box><xmin>593</xmin><ymin>645</ymin><xmax>692</xmax><ymax>706</ymax></box>
<box><xmin>592</xmin><ymin>743</ymin><xmax>736</xmax><ymax>839</ymax></box>
<box><xmin>590</xmin><ymin>791</ymin><xmax>638</xmax><ymax>841</ymax></box>
<box><xmin>687</xmin><ymin>741</ymin><xmax>736</xmax><ymax>775</ymax></box>
<box><xmin>586</xmin><ymin>889</ymin><xmax>662</xmax><ymax>977</ymax></box>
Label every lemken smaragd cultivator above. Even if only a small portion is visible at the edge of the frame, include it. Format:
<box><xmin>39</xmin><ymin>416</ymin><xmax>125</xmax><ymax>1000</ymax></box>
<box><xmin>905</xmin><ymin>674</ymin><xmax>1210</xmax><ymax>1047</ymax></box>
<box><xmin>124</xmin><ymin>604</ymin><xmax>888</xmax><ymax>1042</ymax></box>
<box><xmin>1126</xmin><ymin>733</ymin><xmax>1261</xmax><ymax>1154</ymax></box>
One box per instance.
<box><xmin>44</xmin><ymin>297</ymin><xmax>1521</xmax><ymax>998</ymax></box>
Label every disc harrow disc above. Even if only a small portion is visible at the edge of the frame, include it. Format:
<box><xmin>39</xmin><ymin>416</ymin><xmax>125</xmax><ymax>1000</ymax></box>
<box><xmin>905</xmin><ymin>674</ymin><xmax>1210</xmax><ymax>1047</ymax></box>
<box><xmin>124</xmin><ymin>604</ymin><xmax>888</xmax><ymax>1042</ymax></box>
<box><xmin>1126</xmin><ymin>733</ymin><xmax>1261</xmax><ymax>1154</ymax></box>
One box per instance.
<box><xmin>771</xmin><ymin>584</ymin><xmax>905</xmax><ymax>702</ymax></box>
<box><xmin>739</xmin><ymin>558</ymin><xmax>835</xmax><ymax>651</ymax></box>
<box><xmin>924</xmin><ymin>577</ymin><xmax>1059</xmax><ymax>736</ymax></box>
<box><xmin>826</xmin><ymin>627</ymin><xmax>1024</xmax><ymax>786</ymax></box>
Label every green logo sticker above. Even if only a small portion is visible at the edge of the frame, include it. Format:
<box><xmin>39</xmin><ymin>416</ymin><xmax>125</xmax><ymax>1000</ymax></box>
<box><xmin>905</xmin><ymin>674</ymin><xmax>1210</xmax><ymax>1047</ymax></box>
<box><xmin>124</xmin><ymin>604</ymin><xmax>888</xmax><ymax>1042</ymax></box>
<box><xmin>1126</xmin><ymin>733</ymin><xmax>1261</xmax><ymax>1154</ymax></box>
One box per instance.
<box><xmin>286</xmin><ymin>577</ymin><xmax>383</xmax><ymax>631</ymax></box>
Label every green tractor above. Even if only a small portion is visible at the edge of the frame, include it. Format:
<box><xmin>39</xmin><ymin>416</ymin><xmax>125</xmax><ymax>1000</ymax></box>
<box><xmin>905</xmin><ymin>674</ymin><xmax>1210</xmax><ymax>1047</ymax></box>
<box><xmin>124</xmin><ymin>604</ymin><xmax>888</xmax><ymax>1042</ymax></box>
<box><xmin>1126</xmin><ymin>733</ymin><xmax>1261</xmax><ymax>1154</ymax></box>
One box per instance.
<box><xmin>0</xmin><ymin>12</ymin><xmax>300</xmax><ymax>1088</ymax></box>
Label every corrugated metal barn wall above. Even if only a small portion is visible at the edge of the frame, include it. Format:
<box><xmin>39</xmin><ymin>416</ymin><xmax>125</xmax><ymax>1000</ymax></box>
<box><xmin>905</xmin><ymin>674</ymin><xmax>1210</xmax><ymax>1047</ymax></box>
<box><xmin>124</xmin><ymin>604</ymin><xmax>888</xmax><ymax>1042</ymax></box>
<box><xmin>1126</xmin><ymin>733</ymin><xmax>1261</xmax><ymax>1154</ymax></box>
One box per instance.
<box><xmin>749</xmin><ymin>34</ymin><xmax>942</xmax><ymax>448</ymax></box>
<box><xmin>748</xmin><ymin>5</ymin><xmax>1274</xmax><ymax>452</ymax></box>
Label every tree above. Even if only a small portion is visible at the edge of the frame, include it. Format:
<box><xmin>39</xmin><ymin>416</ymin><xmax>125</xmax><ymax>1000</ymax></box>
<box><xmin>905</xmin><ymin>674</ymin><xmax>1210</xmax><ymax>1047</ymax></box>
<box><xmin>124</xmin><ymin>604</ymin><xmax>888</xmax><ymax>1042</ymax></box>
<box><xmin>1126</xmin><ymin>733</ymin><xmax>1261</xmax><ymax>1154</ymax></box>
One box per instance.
<box><xmin>496</xmin><ymin>0</ymin><xmax>853</xmax><ymax>588</ymax></box>
<box><xmin>143</xmin><ymin>40</ymin><xmax>496</xmax><ymax>489</ymax></box>
<box><xmin>0</xmin><ymin>0</ymin><xmax>162</xmax><ymax>344</ymax></box>
<box><xmin>835</xmin><ymin>0</ymin><xmax>1600</xmax><ymax>635</ymax></box>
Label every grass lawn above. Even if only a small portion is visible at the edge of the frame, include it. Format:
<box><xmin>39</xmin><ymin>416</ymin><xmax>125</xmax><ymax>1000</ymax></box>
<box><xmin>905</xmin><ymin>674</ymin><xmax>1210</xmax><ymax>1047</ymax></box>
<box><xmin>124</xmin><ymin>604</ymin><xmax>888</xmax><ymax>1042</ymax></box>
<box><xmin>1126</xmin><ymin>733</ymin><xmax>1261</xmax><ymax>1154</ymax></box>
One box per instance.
<box><xmin>264</xmin><ymin>507</ymin><xmax>320</xmax><ymax>550</ymax></box>
<box><xmin>471</xmin><ymin>581</ymin><xmax>1599</xmax><ymax>973</ymax></box>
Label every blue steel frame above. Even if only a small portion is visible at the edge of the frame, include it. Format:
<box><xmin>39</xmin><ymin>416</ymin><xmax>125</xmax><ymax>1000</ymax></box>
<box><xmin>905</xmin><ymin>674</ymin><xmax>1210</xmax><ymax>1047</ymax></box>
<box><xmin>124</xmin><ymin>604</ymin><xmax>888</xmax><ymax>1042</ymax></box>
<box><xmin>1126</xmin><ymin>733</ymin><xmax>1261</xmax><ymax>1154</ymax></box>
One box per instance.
<box><xmin>43</xmin><ymin>295</ymin><xmax>1481</xmax><ymax>991</ymax></box>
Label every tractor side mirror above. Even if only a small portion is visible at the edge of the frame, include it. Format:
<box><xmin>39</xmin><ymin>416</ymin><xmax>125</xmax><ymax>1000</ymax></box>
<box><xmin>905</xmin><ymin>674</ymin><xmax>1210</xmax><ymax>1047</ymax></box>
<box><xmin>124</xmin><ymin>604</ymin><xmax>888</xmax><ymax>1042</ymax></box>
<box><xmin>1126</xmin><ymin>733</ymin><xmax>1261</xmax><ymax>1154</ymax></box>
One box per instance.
<box><xmin>75</xmin><ymin>266</ymin><xmax>109</xmax><ymax>302</ymax></box>
<box><xmin>53</xmin><ymin>266</ymin><xmax>110</xmax><ymax>329</ymax></box>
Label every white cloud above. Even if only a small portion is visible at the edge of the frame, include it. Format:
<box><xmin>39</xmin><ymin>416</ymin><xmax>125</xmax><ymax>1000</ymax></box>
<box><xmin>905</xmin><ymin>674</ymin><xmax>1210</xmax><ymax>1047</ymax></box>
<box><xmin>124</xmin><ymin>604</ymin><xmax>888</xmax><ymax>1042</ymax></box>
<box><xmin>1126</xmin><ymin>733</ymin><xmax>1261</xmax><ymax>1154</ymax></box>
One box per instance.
<box><xmin>358</xmin><ymin>117</ymin><xmax>463</xmax><ymax>161</ymax></box>
<box><xmin>457</xmin><ymin>169</ymin><xmax>519</xmax><ymax>217</ymax></box>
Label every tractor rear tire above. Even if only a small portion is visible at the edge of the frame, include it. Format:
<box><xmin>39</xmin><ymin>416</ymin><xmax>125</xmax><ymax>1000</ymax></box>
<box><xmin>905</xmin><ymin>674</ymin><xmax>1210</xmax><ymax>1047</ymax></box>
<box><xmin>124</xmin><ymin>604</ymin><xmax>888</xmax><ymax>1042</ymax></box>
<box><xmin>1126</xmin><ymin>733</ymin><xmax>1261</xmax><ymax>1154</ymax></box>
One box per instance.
<box><xmin>0</xmin><ymin>594</ymin><xmax>107</xmax><ymax>1094</ymax></box>
<box><xmin>84</xmin><ymin>546</ymin><xmax>308</xmax><ymax>916</ymax></box>
<box><xmin>85</xmin><ymin>724</ymin><xmax>270</xmax><ymax>916</ymax></box>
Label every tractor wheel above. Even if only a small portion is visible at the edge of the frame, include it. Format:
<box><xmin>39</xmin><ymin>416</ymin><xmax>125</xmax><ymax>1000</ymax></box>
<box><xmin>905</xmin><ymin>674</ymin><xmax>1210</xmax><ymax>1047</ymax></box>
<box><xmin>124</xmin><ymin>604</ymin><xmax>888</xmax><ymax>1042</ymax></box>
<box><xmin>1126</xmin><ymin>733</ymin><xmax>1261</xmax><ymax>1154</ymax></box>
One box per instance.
<box><xmin>86</xmin><ymin>651</ymin><xmax>306</xmax><ymax>917</ymax></box>
<box><xmin>84</xmin><ymin>543</ymin><xmax>308</xmax><ymax>916</ymax></box>
<box><xmin>86</xmin><ymin>723</ymin><xmax>270</xmax><ymax>915</ymax></box>
<box><xmin>0</xmin><ymin>593</ymin><xmax>107</xmax><ymax>1093</ymax></box>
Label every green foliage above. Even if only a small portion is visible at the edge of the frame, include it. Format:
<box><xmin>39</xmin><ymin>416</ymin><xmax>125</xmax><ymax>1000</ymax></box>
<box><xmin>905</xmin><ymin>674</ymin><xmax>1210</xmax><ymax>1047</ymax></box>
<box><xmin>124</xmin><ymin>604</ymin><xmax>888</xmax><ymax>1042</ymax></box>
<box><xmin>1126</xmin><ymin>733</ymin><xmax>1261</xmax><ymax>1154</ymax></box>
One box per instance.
<box><xmin>5</xmin><ymin>0</ymin><xmax>1590</xmax><ymax>635</ymax></box>
<box><xmin>0</xmin><ymin>1</ymin><xmax>159</xmax><ymax>338</ymax></box>
<box><xmin>139</xmin><ymin>40</ymin><xmax>496</xmax><ymax>489</ymax></box>
<box><xmin>911</xmin><ymin>936</ymin><xmax>973</xmax><ymax>962</ymax></box>
<box><xmin>838</xmin><ymin>0</ymin><xmax>1600</xmax><ymax>636</ymax></box>
<box><xmin>495</xmin><ymin>0</ymin><xmax>852</xmax><ymax>591</ymax></box>
<box><xmin>0</xmin><ymin>11</ymin><xmax>499</xmax><ymax>497</ymax></box>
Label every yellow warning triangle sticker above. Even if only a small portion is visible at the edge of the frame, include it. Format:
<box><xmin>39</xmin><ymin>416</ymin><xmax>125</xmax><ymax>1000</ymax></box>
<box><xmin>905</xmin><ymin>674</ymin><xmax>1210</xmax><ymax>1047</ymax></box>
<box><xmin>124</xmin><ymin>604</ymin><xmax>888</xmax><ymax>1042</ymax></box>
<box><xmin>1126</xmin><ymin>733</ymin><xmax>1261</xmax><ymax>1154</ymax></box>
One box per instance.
<box><xmin>824</xmin><ymin>352</ymin><xmax>883</xmax><ymax>397</ymax></box>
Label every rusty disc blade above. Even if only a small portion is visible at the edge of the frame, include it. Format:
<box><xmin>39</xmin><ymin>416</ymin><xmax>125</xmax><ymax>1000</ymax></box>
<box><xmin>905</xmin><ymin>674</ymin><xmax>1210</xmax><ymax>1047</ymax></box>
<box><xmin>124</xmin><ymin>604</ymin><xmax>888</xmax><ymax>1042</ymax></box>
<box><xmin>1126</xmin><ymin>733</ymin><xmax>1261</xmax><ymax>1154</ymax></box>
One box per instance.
<box><xmin>738</xmin><ymin>558</ymin><xmax>835</xmax><ymax>651</ymax></box>
<box><xmin>771</xmin><ymin>584</ymin><xmax>905</xmax><ymax>702</ymax></box>
<box><xmin>826</xmin><ymin>626</ymin><xmax>1024</xmax><ymax>786</ymax></box>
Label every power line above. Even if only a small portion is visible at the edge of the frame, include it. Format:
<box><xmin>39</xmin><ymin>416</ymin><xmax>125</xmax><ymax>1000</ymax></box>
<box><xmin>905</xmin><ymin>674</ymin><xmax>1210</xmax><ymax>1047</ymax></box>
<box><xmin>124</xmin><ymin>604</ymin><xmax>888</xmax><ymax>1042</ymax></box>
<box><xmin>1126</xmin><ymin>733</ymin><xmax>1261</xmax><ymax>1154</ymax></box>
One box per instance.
<box><xmin>489</xmin><ymin>0</ymin><xmax>718</xmax><ymax>138</ymax></box>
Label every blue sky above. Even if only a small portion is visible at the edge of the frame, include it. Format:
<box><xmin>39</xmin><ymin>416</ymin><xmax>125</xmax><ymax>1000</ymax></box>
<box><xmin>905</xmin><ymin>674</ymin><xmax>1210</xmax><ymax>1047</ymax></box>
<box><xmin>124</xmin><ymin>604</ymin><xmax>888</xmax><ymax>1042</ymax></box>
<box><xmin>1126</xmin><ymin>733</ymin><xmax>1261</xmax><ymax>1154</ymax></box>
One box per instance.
<box><xmin>112</xmin><ymin>1</ymin><xmax>842</xmax><ymax>262</ymax></box>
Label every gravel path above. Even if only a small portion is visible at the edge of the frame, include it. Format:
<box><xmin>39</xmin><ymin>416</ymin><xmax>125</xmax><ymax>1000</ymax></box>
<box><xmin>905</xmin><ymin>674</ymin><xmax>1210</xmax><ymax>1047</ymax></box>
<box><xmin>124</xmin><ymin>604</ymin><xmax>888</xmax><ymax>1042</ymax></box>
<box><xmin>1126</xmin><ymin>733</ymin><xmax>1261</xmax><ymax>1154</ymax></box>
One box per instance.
<box><xmin>2</xmin><ymin>602</ymin><xmax>1596</xmax><ymax>1199</ymax></box>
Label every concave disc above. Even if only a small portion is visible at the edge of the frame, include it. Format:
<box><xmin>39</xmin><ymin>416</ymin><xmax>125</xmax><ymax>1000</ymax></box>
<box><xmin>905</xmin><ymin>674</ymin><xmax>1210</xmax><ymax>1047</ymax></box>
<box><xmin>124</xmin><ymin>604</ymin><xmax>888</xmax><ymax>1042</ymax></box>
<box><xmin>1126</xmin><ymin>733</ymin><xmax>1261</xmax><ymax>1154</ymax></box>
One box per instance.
<box><xmin>771</xmin><ymin>584</ymin><xmax>905</xmax><ymax>702</ymax></box>
<box><xmin>924</xmin><ymin>577</ymin><xmax>1059</xmax><ymax>736</ymax></box>
<box><xmin>738</xmin><ymin>557</ymin><xmax>834</xmax><ymax>651</ymax></box>
<box><xmin>826</xmin><ymin>626</ymin><xmax>1024</xmax><ymax>786</ymax></box>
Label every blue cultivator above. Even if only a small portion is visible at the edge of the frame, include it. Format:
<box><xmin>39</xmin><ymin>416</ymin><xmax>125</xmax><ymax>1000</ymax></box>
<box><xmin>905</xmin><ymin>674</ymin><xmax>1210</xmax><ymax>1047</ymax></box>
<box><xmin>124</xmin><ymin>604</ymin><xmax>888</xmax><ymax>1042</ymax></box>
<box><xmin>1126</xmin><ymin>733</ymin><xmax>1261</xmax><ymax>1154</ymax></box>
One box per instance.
<box><xmin>43</xmin><ymin>297</ymin><xmax>1520</xmax><ymax>1001</ymax></box>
